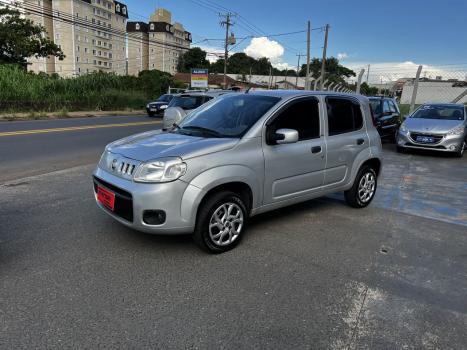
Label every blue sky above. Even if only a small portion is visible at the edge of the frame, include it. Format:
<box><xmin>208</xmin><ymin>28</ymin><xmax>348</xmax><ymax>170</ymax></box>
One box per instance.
<box><xmin>124</xmin><ymin>0</ymin><xmax>467</xmax><ymax>80</ymax></box>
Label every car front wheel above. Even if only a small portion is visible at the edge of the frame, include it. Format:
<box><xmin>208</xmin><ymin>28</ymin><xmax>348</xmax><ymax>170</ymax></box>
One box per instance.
<box><xmin>194</xmin><ymin>191</ymin><xmax>248</xmax><ymax>253</ymax></box>
<box><xmin>344</xmin><ymin>166</ymin><xmax>378</xmax><ymax>208</ymax></box>
<box><xmin>455</xmin><ymin>140</ymin><xmax>465</xmax><ymax>158</ymax></box>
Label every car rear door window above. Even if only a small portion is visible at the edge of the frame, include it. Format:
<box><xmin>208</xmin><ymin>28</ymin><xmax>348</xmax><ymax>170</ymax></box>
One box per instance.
<box><xmin>269</xmin><ymin>98</ymin><xmax>320</xmax><ymax>141</ymax></box>
<box><xmin>383</xmin><ymin>100</ymin><xmax>391</xmax><ymax>114</ymax></box>
<box><xmin>326</xmin><ymin>97</ymin><xmax>363</xmax><ymax>136</ymax></box>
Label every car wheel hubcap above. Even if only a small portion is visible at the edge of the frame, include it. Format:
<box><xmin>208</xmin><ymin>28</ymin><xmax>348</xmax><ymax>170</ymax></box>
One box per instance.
<box><xmin>209</xmin><ymin>203</ymin><xmax>244</xmax><ymax>246</ymax></box>
<box><xmin>358</xmin><ymin>172</ymin><xmax>376</xmax><ymax>203</ymax></box>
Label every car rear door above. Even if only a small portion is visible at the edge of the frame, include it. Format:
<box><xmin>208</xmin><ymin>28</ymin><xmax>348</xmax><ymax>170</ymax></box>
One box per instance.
<box><xmin>262</xmin><ymin>97</ymin><xmax>326</xmax><ymax>204</ymax></box>
<box><xmin>324</xmin><ymin>96</ymin><xmax>368</xmax><ymax>187</ymax></box>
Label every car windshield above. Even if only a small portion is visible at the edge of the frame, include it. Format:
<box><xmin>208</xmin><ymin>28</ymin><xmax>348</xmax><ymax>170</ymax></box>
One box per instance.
<box><xmin>411</xmin><ymin>105</ymin><xmax>465</xmax><ymax>120</ymax></box>
<box><xmin>168</xmin><ymin>95</ymin><xmax>208</xmax><ymax>110</ymax></box>
<box><xmin>157</xmin><ymin>94</ymin><xmax>173</xmax><ymax>103</ymax></box>
<box><xmin>175</xmin><ymin>94</ymin><xmax>280</xmax><ymax>138</ymax></box>
<box><xmin>369</xmin><ymin>99</ymin><xmax>382</xmax><ymax>115</ymax></box>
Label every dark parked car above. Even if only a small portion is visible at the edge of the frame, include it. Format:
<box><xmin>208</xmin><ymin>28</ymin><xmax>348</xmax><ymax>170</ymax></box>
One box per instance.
<box><xmin>369</xmin><ymin>96</ymin><xmax>401</xmax><ymax>141</ymax></box>
<box><xmin>146</xmin><ymin>94</ymin><xmax>174</xmax><ymax>117</ymax></box>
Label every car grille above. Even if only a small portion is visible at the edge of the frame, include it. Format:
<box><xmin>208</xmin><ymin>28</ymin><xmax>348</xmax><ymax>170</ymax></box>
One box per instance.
<box><xmin>93</xmin><ymin>176</ymin><xmax>133</xmax><ymax>222</ymax></box>
<box><xmin>409</xmin><ymin>132</ymin><xmax>444</xmax><ymax>144</ymax></box>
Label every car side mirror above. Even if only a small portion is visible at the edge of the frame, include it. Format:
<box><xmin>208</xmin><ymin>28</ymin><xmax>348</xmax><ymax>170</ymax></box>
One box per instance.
<box><xmin>275</xmin><ymin>128</ymin><xmax>299</xmax><ymax>144</ymax></box>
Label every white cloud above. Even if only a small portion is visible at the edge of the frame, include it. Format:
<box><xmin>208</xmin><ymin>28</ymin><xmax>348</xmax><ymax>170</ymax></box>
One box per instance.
<box><xmin>344</xmin><ymin>61</ymin><xmax>466</xmax><ymax>84</ymax></box>
<box><xmin>273</xmin><ymin>62</ymin><xmax>295</xmax><ymax>71</ymax></box>
<box><xmin>244</xmin><ymin>37</ymin><xmax>284</xmax><ymax>61</ymax></box>
<box><xmin>197</xmin><ymin>39</ymin><xmax>296</xmax><ymax>72</ymax></box>
<box><xmin>337</xmin><ymin>52</ymin><xmax>348</xmax><ymax>60</ymax></box>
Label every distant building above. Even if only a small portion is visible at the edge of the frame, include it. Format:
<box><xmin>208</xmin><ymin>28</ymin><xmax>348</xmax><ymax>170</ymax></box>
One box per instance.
<box><xmin>126</xmin><ymin>8</ymin><xmax>191</xmax><ymax>76</ymax></box>
<box><xmin>3</xmin><ymin>0</ymin><xmax>129</xmax><ymax>76</ymax></box>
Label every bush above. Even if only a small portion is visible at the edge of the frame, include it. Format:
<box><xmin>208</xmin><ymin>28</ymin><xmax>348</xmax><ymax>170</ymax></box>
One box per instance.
<box><xmin>0</xmin><ymin>65</ymin><xmax>177</xmax><ymax>112</ymax></box>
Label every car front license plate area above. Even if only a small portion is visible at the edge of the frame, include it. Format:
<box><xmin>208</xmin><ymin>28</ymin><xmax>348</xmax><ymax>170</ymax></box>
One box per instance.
<box><xmin>416</xmin><ymin>135</ymin><xmax>434</xmax><ymax>143</ymax></box>
<box><xmin>97</xmin><ymin>185</ymin><xmax>115</xmax><ymax>211</ymax></box>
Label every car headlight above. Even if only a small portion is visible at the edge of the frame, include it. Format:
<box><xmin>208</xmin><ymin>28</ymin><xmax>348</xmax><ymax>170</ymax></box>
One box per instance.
<box><xmin>447</xmin><ymin>125</ymin><xmax>465</xmax><ymax>136</ymax></box>
<box><xmin>98</xmin><ymin>150</ymin><xmax>112</xmax><ymax>169</ymax></box>
<box><xmin>399</xmin><ymin>124</ymin><xmax>408</xmax><ymax>133</ymax></box>
<box><xmin>160</xmin><ymin>105</ymin><xmax>168</xmax><ymax>109</ymax></box>
<box><xmin>133</xmin><ymin>157</ymin><xmax>187</xmax><ymax>183</ymax></box>
<box><xmin>146</xmin><ymin>104</ymin><xmax>150</xmax><ymax>108</ymax></box>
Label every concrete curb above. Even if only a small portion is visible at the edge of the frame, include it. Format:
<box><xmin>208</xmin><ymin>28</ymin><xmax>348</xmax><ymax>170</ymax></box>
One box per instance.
<box><xmin>0</xmin><ymin>110</ymin><xmax>146</xmax><ymax>122</ymax></box>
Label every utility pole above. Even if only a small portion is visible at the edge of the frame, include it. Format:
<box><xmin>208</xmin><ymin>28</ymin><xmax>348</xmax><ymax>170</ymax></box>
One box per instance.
<box><xmin>366</xmin><ymin>64</ymin><xmax>370</xmax><ymax>83</ymax></box>
<box><xmin>305</xmin><ymin>21</ymin><xmax>311</xmax><ymax>90</ymax></box>
<box><xmin>319</xmin><ymin>24</ymin><xmax>330</xmax><ymax>90</ymax></box>
<box><xmin>220</xmin><ymin>13</ymin><xmax>235</xmax><ymax>89</ymax></box>
<box><xmin>249</xmin><ymin>66</ymin><xmax>252</xmax><ymax>83</ymax></box>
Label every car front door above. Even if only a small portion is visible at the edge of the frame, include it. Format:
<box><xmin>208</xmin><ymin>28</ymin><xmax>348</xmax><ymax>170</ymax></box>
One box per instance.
<box><xmin>263</xmin><ymin>97</ymin><xmax>326</xmax><ymax>204</ymax></box>
<box><xmin>324</xmin><ymin>96</ymin><xmax>368</xmax><ymax>187</ymax></box>
<box><xmin>379</xmin><ymin>99</ymin><xmax>400</xmax><ymax>137</ymax></box>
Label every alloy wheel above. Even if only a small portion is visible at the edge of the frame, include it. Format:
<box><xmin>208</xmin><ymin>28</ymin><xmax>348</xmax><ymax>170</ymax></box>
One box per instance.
<box><xmin>358</xmin><ymin>172</ymin><xmax>376</xmax><ymax>203</ymax></box>
<box><xmin>208</xmin><ymin>203</ymin><xmax>244</xmax><ymax>247</ymax></box>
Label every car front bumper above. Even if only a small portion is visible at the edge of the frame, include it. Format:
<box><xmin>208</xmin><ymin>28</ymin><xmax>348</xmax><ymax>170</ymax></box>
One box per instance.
<box><xmin>93</xmin><ymin>167</ymin><xmax>201</xmax><ymax>235</ymax></box>
<box><xmin>397</xmin><ymin>130</ymin><xmax>465</xmax><ymax>152</ymax></box>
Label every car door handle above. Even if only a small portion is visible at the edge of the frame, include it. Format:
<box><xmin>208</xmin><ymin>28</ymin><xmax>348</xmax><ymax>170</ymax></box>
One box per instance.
<box><xmin>311</xmin><ymin>146</ymin><xmax>322</xmax><ymax>154</ymax></box>
<box><xmin>357</xmin><ymin>138</ymin><xmax>365</xmax><ymax>145</ymax></box>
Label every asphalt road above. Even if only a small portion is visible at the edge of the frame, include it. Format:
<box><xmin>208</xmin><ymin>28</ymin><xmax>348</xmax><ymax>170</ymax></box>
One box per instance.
<box><xmin>0</xmin><ymin>115</ymin><xmax>161</xmax><ymax>183</ymax></box>
<box><xmin>1</xmin><ymin>117</ymin><xmax>466</xmax><ymax>349</ymax></box>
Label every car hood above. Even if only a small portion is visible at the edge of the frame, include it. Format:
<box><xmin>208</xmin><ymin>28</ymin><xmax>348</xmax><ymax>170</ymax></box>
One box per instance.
<box><xmin>148</xmin><ymin>101</ymin><xmax>167</xmax><ymax>106</ymax></box>
<box><xmin>403</xmin><ymin>118</ymin><xmax>463</xmax><ymax>133</ymax></box>
<box><xmin>107</xmin><ymin>130</ymin><xmax>239</xmax><ymax>162</ymax></box>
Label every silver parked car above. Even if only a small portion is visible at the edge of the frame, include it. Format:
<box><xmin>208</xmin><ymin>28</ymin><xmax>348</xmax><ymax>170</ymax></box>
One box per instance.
<box><xmin>93</xmin><ymin>91</ymin><xmax>383</xmax><ymax>253</ymax></box>
<box><xmin>162</xmin><ymin>90</ymin><xmax>235</xmax><ymax>130</ymax></box>
<box><xmin>397</xmin><ymin>103</ymin><xmax>466</xmax><ymax>157</ymax></box>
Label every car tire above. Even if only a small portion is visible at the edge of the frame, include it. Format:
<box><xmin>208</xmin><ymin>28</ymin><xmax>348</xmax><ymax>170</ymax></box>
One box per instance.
<box><xmin>344</xmin><ymin>166</ymin><xmax>378</xmax><ymax>208</ymax></box>
<box><xmin>455</xmin><ymin>141</ymin><xmax>465</xmax><ymax>158</ymax></box>
<box><xmin>194</xmin><ymin>191</ymin><xmax>248</xmax><ymax>253</ymax></box>
<box><xmin>391</xmin><ymin>128</ymin><xmax>399</xmax><ymax>143</ymax></box>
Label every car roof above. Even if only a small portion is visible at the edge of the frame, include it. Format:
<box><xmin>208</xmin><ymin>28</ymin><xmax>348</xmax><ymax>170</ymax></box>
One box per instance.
<box><xmin>247</xmin><ymin>89</ymin><xmax>370</xmax><ymax>103</ymax></box>
<box><xmin>178</xmin><ymin>90</ymin><xmax>236</xmax><ymax>97</ymax></box>
<box><xmin>420</xmin><ymin>103</ymin><xmax>465</xmax><ymax>107</ymax></box>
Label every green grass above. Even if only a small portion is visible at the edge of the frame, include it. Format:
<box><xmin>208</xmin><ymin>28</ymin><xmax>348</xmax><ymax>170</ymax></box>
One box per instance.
<box><xmin>0</xmin><ymin>65</ymin><xmax>184</xmax><ymax>113</ymax></box>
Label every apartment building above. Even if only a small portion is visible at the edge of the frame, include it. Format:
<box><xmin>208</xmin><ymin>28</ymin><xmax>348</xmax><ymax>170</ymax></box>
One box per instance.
<box><xmin>127</xmin><ymin>8</ymin><xmax>192</xmax><ymax>76</ymax></box>
<box><xmin>4</xmin><ymin>0</ymin><xmax>129</xmax><ymax>76</ymax></box>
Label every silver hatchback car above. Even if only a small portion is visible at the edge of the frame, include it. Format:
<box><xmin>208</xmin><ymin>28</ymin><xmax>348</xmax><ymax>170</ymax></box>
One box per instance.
<box><xmin>397</xmin><ymin>103</ymin><xmax>467</xmax><ymax>157</ymax></box>
<box><xmin>94</xmin><ymin>91</ymin><xmax>383</xmax><ymax>253</ymax></box>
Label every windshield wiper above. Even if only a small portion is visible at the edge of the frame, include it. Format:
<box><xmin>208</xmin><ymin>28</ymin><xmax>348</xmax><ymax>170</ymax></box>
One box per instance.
<box><xmin>181</xmin><ymin>125</ymin><xmax>224</xmax><ymax>137</ymax></box>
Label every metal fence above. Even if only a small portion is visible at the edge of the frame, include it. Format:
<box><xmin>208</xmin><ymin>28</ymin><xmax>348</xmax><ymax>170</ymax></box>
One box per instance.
<box><xmin>349</xmin><ymin>65</ymin><xmax>467</xmax><ymax>113</ymax></box>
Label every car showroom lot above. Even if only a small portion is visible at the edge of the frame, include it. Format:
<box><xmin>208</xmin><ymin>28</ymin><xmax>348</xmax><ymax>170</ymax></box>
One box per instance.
<box><xmin>1</xmin><ymin>139</ymin><xmax>466</xmax><ymax>349</ymax></box>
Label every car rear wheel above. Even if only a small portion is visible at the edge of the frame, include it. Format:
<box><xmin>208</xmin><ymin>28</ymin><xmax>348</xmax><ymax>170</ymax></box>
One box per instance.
<box><xmin>344</xmin><ymin>166</ymin><xmax>378</xmax><ymax>208</ymax></box>
<box><xmin>194</xmin><ymin>191</ymin><xmax>248</xmax><ymax>253</ymax></box>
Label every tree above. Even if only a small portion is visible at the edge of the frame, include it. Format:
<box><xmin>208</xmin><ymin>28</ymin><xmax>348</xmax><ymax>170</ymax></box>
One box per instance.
<box><xmin>299</xmin><ymin>57</ymin><xmax>355</xmax><ymax>85</ymax></box>
<box><xmin>177</xmin><ymin>47</ymin><xmax>210</xmax><ymax>73</ymax></box>
<box><xmin>360</xmin><ymin>82</ymin><xmax>379</xmax><ymax>96</ymax></box>
<box><xmin>0</xmin><ymin>7</ymin><xmax>64</xmax><ymax>65</ymax></box>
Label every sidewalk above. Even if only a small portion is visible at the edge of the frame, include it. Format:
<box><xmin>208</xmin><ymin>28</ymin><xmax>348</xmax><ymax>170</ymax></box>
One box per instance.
<box><xmin>0</xmin><ymin>110</ymin><xmax>146</xmax><ymax>122</ymax></box>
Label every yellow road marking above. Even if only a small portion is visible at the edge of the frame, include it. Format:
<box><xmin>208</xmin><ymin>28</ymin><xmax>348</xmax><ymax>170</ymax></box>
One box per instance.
<box><xmin>0</xmin><ymin>120</ymin><xmax>162</xmax><ymax>137</ymax></box>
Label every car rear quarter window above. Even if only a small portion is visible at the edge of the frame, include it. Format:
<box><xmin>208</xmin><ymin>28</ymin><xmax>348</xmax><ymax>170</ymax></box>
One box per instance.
<box><xmin>326</xmin><ymin>97</ymin><xmax>363</xmax><ymax>136</ymax></box>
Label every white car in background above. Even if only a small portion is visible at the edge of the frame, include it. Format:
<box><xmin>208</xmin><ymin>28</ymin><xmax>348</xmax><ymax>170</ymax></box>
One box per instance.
<box><xmin>163</xmin><ymin>90</ymin><xmax>236</xmax><ymax>130</ymax></box>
